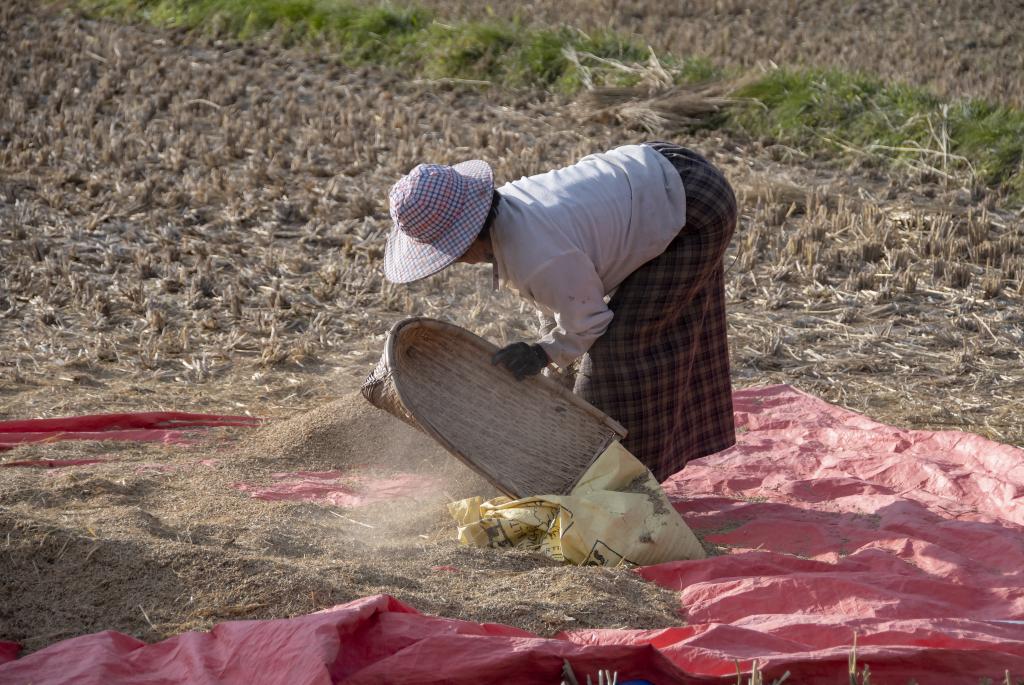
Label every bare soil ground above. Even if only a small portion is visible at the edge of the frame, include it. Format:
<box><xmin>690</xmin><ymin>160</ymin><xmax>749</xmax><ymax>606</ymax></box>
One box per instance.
<box><xmin>2</xmin><ymin>0</ymin><xmax>1023</xmax><ymax>653</ymax></box>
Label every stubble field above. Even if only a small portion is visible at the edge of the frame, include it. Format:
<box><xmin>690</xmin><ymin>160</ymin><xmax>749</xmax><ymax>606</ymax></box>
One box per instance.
<box><xmin>1</xmin><ymin>0</ymin><xmax>1023</xmax><ymax>654</ymax></box>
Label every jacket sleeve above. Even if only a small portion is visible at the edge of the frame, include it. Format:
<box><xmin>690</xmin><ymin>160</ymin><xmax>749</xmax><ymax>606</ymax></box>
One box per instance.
<box><xmin>521</xmin><ymin>252</ymin><xmax>613</xmax><ymax>368</ymax></box>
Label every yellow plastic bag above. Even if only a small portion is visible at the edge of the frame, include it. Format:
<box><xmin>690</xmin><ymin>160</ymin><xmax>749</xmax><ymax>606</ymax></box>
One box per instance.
<box><xmin>448</xmin><ymin>442</ymin><xmax>706</xmax><ymax>566</ymax></box>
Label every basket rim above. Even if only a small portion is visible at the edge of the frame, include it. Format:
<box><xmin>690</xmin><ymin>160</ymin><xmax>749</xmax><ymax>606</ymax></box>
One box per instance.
<box><xmin>383</xmin><ymin>317</ymin><xmax>627</xmax><ymax>496</ymax></box>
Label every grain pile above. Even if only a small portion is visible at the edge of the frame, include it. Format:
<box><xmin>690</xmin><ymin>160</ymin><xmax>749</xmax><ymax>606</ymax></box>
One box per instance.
<box><xmin>233</xmin><ymin>391</ymin><xmax>439</xmax><ymax>471</ymax></box>
<box><xmin>1</xmin><ymin>392</ymin><xmax>684</xmax><ymax>651</ymax></box>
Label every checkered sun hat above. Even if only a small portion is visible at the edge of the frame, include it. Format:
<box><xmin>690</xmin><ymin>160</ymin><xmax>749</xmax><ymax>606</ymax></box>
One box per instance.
<box><xmin>384</xmin><ymin>160</ymin><xmax>494</xmax><ymax>283</ymax></box>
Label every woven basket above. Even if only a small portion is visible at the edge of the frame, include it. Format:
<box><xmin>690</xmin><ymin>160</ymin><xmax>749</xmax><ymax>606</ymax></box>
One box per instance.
<box><xmin>361</xmin><ymin>317</ymin><xmax>627</xmax><ymax>499</ymax></box>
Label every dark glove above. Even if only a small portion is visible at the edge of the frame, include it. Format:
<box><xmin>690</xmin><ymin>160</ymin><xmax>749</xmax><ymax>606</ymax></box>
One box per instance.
<box><xmin>491</xmin><ymin>342</ymin><xmax>549</xmax><ymax>381</ymax></box>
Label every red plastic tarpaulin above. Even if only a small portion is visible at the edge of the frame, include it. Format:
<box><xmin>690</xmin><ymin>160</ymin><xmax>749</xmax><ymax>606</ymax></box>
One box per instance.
<box><xmin>1</xmin><ymin>385</ymin><xmax>1023</xmax><ymax>683</ymax></box>
<box><xmin>0</xmin><ymin>596</ymin><xmax>704</xmax><ymax>685</ymax></box>
<box><xmin>607</xmin><ymin>385</ymin><xmax>1024</xmax><ymax>681</ymax></box>
<box><xmin>0</xmin><ymin>411</ymin><xmax>261</xmax><ymax>452</ymax></box>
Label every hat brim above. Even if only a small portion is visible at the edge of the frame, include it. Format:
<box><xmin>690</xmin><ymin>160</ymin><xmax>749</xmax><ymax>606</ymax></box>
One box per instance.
<box><xmin>384</xmin><ymin>160</ymin><xmax>494</xmax><ymax>284</ymax></box>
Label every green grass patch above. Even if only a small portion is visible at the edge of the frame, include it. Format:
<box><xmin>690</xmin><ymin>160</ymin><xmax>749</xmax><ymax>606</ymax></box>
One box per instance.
<box><xmin>420</xmin><ymin>22</ymin><xmax>642</xmax><ymax>88</ymax></box>
<box><xmin>734</xmin><ymin>69</ymin><xmax>1024</xmax><ymax>196</ymax></box>
<box><xmin>70</xmin><ymin>0</ymin><xmax>1024</xmax><ymax>202</ymax></box>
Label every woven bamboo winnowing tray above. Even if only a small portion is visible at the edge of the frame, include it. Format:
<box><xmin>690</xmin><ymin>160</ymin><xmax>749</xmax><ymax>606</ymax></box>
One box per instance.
<box><xmin>361</xmin><ymin>317</ymin><xmax>627</xmax><ymax>499</ymax></box>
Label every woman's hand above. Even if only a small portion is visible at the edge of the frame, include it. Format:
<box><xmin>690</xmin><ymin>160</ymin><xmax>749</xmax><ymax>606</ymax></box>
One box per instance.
<box><xmin>491</xmin><ymin>342</ymin><xmax>549</xmax><ymax>380</ymax></box>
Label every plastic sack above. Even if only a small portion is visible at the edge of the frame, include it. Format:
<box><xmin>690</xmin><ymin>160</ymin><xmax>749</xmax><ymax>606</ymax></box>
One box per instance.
<box><xmin>448</xmin><ymin>441</ymin><xmax>706</xmax><ymax>566</ymax></box>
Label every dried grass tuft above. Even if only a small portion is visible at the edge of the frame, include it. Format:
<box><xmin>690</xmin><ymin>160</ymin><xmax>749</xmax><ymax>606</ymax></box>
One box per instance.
<box><xmin>576</xmin><ymin>81</ymin><xmax>751</xmax><ymax>134</ymax></box>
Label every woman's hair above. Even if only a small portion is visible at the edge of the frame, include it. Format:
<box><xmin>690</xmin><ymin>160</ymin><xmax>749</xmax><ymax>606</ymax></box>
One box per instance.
<box><xmin>478</xmin><ymin>189</ymin><xmax>502</xmax><ymax>241</ymax></box>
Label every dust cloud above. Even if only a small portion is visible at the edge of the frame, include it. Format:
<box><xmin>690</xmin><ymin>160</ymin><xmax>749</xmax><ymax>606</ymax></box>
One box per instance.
<box><xmin>233</xmin><ymin>390</ymin><xmax>499</xmax><ymax>543</ymax></box>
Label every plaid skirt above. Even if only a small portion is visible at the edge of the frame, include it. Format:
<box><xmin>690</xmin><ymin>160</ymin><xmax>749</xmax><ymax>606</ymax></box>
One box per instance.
<box><xmin>573</xmin><ymin>142</ymin><xmax>737</xmax><ymax>482</ymax></box>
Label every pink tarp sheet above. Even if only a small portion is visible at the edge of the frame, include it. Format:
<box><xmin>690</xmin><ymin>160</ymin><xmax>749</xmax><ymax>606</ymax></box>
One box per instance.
<box><xmin>0</xmin><ymin>411</ymin><xmax>260</xmax><ymax>452</ymax></box>
<box><xmin>1</xmin><ymin>384</ymin><xmax>1023</xmax><ymax>683</ymax></box>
